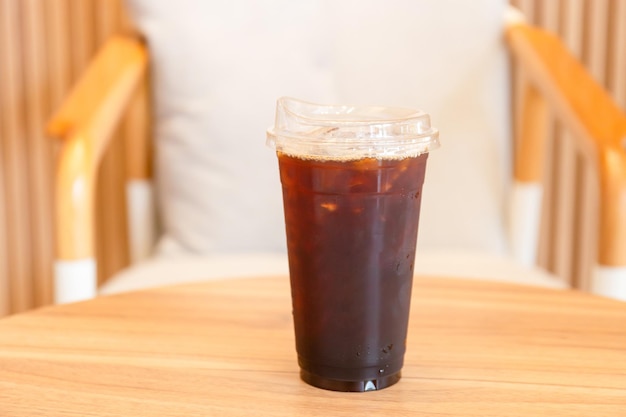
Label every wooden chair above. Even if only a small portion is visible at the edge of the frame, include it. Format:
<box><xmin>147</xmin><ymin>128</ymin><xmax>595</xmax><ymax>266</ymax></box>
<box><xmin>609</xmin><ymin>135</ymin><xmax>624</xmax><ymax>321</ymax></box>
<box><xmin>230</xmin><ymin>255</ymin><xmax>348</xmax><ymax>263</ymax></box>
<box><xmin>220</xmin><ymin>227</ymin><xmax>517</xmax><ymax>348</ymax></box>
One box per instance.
<box><xmin>47</xmin><ymin>2</ymin><xmax>626</xmax><ymax>303</ymax></box>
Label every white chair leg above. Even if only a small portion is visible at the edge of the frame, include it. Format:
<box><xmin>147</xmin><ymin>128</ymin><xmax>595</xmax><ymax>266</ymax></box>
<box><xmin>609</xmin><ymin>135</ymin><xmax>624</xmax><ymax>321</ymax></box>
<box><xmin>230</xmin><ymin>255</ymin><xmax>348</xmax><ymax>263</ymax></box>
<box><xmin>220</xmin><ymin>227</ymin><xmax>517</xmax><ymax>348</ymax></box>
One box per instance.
<box><xmin>126</xmin><ymin>179</ymin><xmax>156</xmax><ymax>264</ymax></box>
<box><xmin>509</xmin><ymin>181</ymin><xmax>543</xmax><ymax>267</ymax></box>
<box><xmin>54</xmin><ymin>258</ymin><xmax>97</xmax><ymax>304</ymax></box>
<box><xmin>592</xmin><ymin>266</ymin><xmax>626</xmax><ymax>301</ymax></box>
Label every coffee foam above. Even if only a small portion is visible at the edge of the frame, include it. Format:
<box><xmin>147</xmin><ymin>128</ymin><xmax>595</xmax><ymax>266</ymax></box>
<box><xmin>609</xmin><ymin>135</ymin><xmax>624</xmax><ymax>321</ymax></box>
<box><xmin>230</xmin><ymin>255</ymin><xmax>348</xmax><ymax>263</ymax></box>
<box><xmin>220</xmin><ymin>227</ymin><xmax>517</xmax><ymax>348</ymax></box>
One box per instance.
<box><xmin>273</xmin><ymin>134</ymin><xmax>437</xmax><ymax>161</ymax></box>
<box><xmin>277</xmin><ymin>148</ymin><xmax>430</xmax><ymax>162</ymax></box>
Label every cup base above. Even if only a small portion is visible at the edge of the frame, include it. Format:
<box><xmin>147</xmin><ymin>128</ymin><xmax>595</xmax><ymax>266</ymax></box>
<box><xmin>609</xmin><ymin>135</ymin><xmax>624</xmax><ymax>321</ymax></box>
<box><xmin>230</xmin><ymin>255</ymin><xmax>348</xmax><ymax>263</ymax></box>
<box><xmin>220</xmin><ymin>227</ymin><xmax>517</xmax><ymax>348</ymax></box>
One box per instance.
<box><xmin>300</xmin><ymin>369</ymin><xmax>401</xmax><ymax>392</ymax></box>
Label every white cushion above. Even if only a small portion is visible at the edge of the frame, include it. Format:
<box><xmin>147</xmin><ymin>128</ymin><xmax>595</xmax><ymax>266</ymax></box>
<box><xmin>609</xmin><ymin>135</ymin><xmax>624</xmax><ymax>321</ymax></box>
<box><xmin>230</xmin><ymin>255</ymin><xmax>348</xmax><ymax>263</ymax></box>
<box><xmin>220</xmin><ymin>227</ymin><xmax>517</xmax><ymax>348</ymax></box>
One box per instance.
<box><xmin>99</xmin><ymin>250</ymin><xmax>565</xmax><ymax>296</ymax></box>
<box><xmin>124</xmin><ymin>0</ymin><xmax>512</xmax><ymax>257</ymax></box>
<box><xmin>412</xmin><ymin>250</ymin><xmax>567</xmax><ymax>289</ymax></box>
<box><xmin>100</xmin><ymin>253</ymin><xmax>290</xmax><ymax>295</ymax></box>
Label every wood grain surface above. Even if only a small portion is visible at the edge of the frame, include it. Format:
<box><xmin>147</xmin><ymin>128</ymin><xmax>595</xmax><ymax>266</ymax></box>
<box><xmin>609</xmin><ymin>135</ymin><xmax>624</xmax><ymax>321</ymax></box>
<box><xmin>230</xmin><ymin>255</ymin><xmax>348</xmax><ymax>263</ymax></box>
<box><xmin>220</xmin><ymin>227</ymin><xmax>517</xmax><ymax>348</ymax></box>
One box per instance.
<box><xmin>0</xmin><ymin>276</ymin><xmax>625</xmax><ymax>416</ymax></box>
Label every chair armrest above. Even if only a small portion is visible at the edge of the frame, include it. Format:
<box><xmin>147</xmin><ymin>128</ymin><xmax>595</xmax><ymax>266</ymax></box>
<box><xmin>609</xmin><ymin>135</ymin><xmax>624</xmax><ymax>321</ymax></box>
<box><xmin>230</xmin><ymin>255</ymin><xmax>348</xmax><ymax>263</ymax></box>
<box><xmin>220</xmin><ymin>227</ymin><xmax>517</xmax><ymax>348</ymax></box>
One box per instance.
<box><xmin>49</xmin><ymin>35</ymin><xmax>148</xmax><ymax>261</ymax></box>
<box><xmin>48</xmin><ymin>34</ymin><xmax>148</xmax><ymax>161</ymax></box>
<box><xmin>506</xmin><ymin>23</ymin><xmax>626</xmax><ymax>267</ymax></box>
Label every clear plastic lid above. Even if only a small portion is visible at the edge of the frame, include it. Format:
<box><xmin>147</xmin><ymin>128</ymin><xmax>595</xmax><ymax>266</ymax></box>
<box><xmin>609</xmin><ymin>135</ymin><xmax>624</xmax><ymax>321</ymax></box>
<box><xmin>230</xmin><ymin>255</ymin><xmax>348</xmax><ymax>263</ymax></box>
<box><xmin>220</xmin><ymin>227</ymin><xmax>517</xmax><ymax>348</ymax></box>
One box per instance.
<box><xmin>267</xmin><ymin>97</ymin><xmax>439</xmax><ymax>160</ymax></box>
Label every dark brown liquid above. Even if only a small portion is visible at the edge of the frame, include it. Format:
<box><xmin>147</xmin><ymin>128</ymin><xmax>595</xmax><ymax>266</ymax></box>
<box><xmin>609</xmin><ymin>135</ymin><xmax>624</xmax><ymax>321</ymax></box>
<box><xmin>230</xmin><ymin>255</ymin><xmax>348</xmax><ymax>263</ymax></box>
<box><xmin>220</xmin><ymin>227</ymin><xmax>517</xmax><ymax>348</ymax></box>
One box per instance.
<box><xmin>278</xmin><ymin>152</ymin><xmax>428</xmax><ymax>391</ymax></box>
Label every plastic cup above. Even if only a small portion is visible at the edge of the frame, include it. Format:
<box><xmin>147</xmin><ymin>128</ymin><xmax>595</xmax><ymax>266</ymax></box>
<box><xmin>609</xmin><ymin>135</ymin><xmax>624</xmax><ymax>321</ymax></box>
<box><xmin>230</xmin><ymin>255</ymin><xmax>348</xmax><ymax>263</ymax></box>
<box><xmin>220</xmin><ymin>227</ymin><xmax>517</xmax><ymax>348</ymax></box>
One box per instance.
<box><xmin>267</xmin><ymin>97</ymin><xmax>439</xmax><ymax>392</ymax></box>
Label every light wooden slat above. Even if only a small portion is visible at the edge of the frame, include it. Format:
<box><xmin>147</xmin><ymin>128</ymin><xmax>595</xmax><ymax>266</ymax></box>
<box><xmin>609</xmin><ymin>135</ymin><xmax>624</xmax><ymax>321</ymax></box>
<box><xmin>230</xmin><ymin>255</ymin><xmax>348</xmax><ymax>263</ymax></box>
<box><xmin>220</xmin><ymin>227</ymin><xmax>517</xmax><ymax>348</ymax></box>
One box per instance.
<box><xmin>609</xmin><ymin>0</ymin><xmax>626</xmax><ymax>109</ymax></box>
<box><xmin>538</xmin><ymin>0</ymin><xmax>560</xmax><ymax>32</ymax></box>
<box><xmin>536</xmin><ymin>0</ymin><xmax>567</xmax><ymax>281</ymax></box>
<box><xmin>0</xmin><ymin>0</ymin><xmax>17</xmax><ymax>314</ymax></box>
<box><xmin>536</xmin><ymin>132</ymin><xmax>556</xmax><ymax>271</ymax></box>
<box><xmin>516</xmin><ymin>0</ymin><xmax>537</xmax><ymax>23</ymax></box>
<box><xmin>508</xmin><ymin>0</ymin><xmax>530</xmax><ymax>24</ymax></box>
<box><xmin>95</xmin><ymin>0</ymin><xmax>117</xmax><ymax>285</ymax></box>
<box><xmin>45</xmin><ymin>0</ymin><xmax>71</xmax><ymax>110</ymax></box>
<box><xmin>549</xmin><ymin>0</ymin><xmax>582</xmax><ymax>284</ymax></box>
<box><xmin>95</xmin><ymin>0</ymin><xmax>131</xmax><ymax>285</ymax></box>
<box><xmin>0</xmin><ymin>0</ymin><xmax>34</xmax><ymax>312</ymax></box>
<box><xmin>0</xmin><ymin>5</ymin><xmax>9</xmax><ymax>316</ymax></box>
<box><xmin>572</xmin><ymin>156</ymin><xmax>599</xmax><ymax>290</ymax></box>
<box><xmin>96</xmin><ymin>141</ymin><xmax>130</xmax><ymax>285</ymax></box>
<box><xmin>0</xmin><ymin>211</ymin><xmax>7</xmax><ymax>313</ymax></box>
<box><xmin>560</xmin><ymin>0</ymin><xmax>585</xmax><ymax>59</ymax></box>
<box><xmin>557</xmin><ymin>0</ymin><xmax>591</xmax><ymax>286</ymax></box>
<box><xmin>585</xmin><ymin>0</ymin><xmax>610</xmax><ymax>84</ymax></box>
<box><xmin>563</xmin><ymin>0</ymin><xmax>602</xmax><ymax>291</ymax></box>
<box><xmin>550</xmin><ymin>131</ymin><xmax>576</xmax><ymax>283</ymax></box>
<box><xmin>576</xmin><ymin>0</ymin><xmax>615</xmax><ymax>277</ymax></box>
<box><xmin>22</xmin><ymin>0</ymin><xmax>54</xmax><ymax>307</ymax></box>
<box><xmin>69</xmin><ymin>0</ymin><xmax>95</xmax><ymax>80</ymax></box>
<box><xmin>96</xmin><ymin>0</ymin><xmax>120</xmax><ymax>41</ymax></box>
<box><xmin>0</xmin><ymin>135</ymin><xmax>8</xmax><ymax>315</ymax></box>
<box><xmin>124</xmin><ymin>78</ymin><xmax>152</xmax><ymax>180</ymax></box>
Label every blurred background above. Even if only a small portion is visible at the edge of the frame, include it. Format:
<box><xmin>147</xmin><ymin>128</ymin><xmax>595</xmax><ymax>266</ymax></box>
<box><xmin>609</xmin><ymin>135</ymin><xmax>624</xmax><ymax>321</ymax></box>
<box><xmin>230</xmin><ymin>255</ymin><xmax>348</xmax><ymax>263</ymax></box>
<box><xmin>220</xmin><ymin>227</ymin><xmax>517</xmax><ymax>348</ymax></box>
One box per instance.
<box><xmin>0</xmin><ymin>0</ymin><xmax>625</xmax><ymax>316</ymax></box>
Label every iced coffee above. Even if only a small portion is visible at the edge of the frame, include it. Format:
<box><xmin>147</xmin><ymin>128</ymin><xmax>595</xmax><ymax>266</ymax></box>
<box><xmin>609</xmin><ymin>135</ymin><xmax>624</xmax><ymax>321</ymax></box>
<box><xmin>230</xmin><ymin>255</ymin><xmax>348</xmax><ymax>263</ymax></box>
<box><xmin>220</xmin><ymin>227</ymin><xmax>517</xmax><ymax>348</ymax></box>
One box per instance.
<box><xmin>267</xmin><ymin>98</ymin><xmax>439</xmax><ymax>392</ymax></box>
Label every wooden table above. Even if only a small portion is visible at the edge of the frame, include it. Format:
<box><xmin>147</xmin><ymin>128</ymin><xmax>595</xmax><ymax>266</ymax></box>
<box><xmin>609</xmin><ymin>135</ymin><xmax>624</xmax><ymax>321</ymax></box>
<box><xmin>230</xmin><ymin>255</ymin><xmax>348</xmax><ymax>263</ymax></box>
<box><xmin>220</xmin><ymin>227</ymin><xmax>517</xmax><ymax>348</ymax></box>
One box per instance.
<box><xmin>1</xmin><ymin>276</ymin><xmax>625</xmax><ymax>416</ymax></box>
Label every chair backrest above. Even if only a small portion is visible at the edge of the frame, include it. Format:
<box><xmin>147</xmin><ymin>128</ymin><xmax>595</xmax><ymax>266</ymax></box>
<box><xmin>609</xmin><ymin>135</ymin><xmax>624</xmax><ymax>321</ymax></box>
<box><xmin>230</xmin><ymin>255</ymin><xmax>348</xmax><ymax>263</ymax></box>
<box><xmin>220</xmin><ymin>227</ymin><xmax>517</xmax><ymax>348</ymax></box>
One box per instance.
<box><xmin>125</xmin><ymin>0</ymin><xmax>511</xmax><ymax>256</ymax></box>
